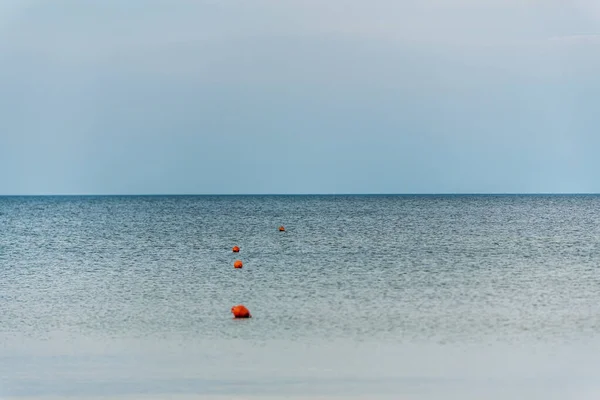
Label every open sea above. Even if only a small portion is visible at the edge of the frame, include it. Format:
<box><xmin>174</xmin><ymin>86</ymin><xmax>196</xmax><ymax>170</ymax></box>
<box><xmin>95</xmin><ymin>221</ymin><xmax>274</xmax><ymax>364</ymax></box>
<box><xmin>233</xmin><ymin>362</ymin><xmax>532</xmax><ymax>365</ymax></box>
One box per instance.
<box><xmin>1</xmin><ymin>194</ymin><xmax>600</xmax><ymax>400</ymax></box>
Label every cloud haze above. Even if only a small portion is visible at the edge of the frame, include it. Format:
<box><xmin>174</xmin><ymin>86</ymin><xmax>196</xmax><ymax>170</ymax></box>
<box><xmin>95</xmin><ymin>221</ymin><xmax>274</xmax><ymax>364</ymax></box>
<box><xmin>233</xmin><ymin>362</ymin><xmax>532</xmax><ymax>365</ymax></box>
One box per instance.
<box><xmin>0</xmin><ymin>0</ymin><xmax>599</xmax><ymax>194</ymax></box>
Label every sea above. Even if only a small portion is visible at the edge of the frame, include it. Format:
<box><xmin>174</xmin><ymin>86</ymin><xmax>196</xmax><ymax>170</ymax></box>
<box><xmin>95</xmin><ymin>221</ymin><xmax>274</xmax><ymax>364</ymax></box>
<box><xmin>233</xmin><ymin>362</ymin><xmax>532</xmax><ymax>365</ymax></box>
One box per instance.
<box><xmin>1</xmin><ymin>194</ymin><xmax>600</xmax><ymax>400</ymax></box>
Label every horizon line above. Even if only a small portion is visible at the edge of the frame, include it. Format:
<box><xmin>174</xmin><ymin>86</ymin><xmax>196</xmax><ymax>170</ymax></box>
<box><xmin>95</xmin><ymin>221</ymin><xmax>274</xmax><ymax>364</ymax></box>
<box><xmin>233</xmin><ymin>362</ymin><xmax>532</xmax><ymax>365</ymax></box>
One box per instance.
<box><xmin>1</xmin><ymin>192</ymin><xmax>600</xmax><ymax>197</ymax></box>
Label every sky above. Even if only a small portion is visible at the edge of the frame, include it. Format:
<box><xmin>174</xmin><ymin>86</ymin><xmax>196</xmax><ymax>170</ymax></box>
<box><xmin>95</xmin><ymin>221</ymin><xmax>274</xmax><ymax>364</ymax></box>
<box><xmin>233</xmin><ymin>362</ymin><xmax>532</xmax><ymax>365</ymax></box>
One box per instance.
<box><xmin>0</xmin><ymin>0</ymin><xmax>599</xmax><ymax>195</ymax></box>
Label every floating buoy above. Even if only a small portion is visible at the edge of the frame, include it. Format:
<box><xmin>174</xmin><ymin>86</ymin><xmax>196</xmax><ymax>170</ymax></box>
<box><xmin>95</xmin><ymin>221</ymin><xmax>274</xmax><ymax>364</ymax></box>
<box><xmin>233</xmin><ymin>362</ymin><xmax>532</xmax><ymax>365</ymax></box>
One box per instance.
<box><xmin>234</xmin><ymin>260</ymin><xmax>243</xmax><ymax>269</ymax></box>
<box><xmin>232</xmin><ymin>246</ymin><xmax>240</xmax><ymax>253</ymax></box>
<box><xmin>231</xmin><ymin>304</ymin><xmax>251</xmax><ymax>318</ymax></box>
<box><xmin>278</xmin><ymin>226</ymin><xmax>285</xmax><ymax>232</ymax></box>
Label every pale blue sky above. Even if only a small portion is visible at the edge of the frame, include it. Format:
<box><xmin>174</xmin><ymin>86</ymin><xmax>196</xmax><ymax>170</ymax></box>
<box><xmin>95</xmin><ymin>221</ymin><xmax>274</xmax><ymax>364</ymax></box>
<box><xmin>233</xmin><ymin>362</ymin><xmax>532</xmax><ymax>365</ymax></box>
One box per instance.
<box><xmin>1</xmin><ymin>0</ymin><xmax>599</xmax><ymax>194</ymax></box>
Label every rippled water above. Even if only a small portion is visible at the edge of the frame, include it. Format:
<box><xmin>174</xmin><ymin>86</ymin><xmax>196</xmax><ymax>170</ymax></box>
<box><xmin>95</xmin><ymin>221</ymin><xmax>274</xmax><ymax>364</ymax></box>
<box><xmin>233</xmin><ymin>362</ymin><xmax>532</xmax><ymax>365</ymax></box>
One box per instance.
<box><xmin>1</xmin><ymin>195</ymin><xmax>600</xmax><ymax>399</ymax></box>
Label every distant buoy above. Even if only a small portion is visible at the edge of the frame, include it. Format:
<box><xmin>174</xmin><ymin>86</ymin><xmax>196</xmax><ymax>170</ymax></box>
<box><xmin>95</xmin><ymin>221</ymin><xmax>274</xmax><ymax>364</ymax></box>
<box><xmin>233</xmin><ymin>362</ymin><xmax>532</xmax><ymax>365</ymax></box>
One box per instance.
<box><xmin>231</xmin><ymin>304</ymin><xmax>251</xmax><ymax>318</ymax></box>
<box><xmin>234</xmin><ymin>260</ymin><xmax>243</xmax><ymax>269</ymax></box>
<box><xmin>232</xmin><ymin>246</ymin><xmax>240</xmax><ymax>253</ymax></box>
<box><xmin>278</xmin><ymin>226</ymin><xmax>285</xmax><ymax>232</ymax></box>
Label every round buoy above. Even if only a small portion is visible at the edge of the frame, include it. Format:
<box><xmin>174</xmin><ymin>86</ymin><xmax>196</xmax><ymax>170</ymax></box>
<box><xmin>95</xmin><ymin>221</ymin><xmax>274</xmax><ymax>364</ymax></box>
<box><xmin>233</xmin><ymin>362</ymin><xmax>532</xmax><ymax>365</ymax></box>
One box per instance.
<box><xmin>232</xmin><ymin>246</ymin><xmax>240</xmax><ymax>253</ymax></box>
<box><xmin>234</xmin><ymin>260</ymin><xmax>243</xmax><ymax>269</ymax></box>
<box><xmin>278</xmin><ymin>226</ymin><xmax>285</xmax><ymax>232</ymax></box>
<box><xmin>231</xmin><ymin>304</ymin><xmax>251</xmax><ymax>318</ymax></box>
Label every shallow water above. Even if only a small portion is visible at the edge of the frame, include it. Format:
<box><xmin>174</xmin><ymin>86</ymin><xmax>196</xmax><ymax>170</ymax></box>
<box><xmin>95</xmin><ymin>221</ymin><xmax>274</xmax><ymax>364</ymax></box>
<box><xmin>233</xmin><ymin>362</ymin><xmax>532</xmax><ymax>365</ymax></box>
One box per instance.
<box><xmin>1</xmin><ymin>195</ymin><xmax>600</xmax><ymax>399</ymax></box>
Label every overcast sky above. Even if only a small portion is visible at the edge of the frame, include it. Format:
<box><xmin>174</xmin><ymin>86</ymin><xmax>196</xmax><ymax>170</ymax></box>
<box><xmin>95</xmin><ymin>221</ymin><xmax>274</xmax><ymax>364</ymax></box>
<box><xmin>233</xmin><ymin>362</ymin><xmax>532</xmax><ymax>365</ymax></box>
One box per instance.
<box><xmin>1</xmin><ymin>0</ymin><xmax>599</xmax><ymax>194</ymax></box>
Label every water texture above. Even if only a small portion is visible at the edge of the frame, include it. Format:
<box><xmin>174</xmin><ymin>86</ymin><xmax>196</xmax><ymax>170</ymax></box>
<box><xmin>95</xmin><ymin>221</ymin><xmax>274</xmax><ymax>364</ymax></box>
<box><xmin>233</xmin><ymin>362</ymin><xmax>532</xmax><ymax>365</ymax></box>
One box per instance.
<box><xmin>1</xmin><ymin>195</ymin><xmax>600</xmax><ymax>399</ymax></box>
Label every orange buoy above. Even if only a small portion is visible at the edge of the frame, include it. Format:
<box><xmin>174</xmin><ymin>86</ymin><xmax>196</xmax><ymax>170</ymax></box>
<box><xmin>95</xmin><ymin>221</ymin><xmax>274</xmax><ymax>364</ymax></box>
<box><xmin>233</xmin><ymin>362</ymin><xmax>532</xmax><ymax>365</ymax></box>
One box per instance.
<box><xmin>278</xmin><ymin>226</ymin><xmax>285</xmax><ymax>232</ymax></box>
<box><xmin>232</xmin><ymin>246</ymin><xmax>240</xmax><ymax>253</ymax></box>
<box><xmin>231</xmin><ymin>304</ymin><xmax>251</xmax><ymax>318</ymax></box>
<box><xmin>233</xmin><ymin>260</ymin><xmax>243</xmax><ymax>269</ymax></box>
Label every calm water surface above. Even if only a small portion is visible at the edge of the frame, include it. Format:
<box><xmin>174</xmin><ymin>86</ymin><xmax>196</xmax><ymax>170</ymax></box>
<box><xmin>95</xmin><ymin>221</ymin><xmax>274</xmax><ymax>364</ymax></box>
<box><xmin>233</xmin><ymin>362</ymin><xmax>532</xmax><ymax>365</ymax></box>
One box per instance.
<box><xmin>1</xmin><ymin>195</ymin><xmax>600</xmax><ymax>399</ymax></box>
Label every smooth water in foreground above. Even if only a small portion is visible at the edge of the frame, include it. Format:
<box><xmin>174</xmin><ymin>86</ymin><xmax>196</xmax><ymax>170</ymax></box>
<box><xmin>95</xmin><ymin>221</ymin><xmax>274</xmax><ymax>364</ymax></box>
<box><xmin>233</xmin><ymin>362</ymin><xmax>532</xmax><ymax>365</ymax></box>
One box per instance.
<box><xmin>1</xmin><ymin>195</ymin><xmax>600</xmax><ymax>399</ymax></box>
